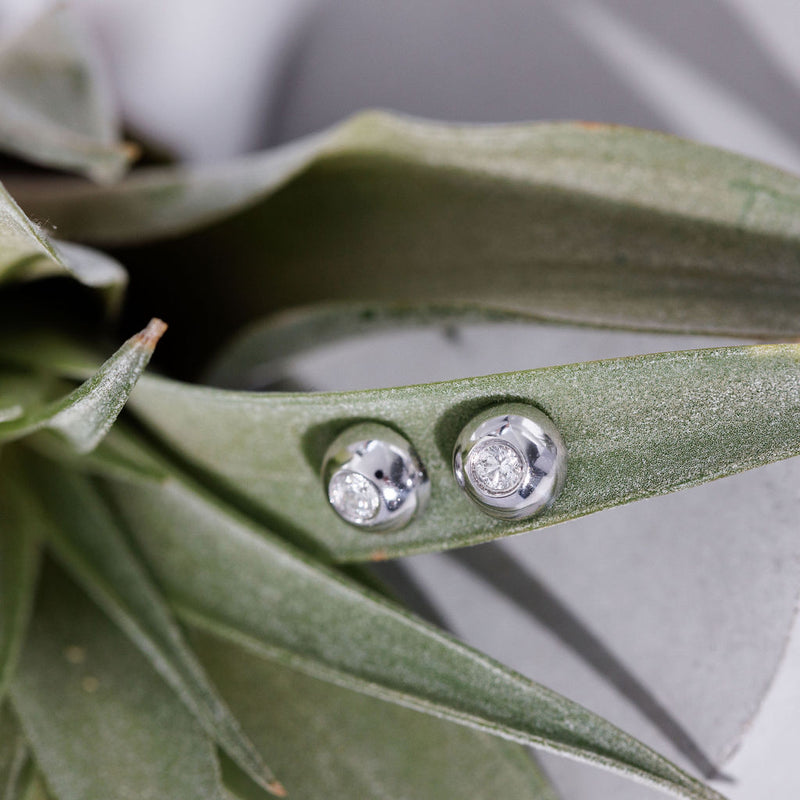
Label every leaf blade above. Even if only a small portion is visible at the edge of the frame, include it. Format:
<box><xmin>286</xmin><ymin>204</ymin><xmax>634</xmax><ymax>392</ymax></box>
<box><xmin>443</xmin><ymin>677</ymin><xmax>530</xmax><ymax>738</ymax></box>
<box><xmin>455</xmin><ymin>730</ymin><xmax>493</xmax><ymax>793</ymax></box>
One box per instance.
<box><xmin>0</xmin><ymin>6</ymin><xmax>134</xmax><ymax>182</ymax></box>
<box><xmin>0</xmin><ymin>704</ymin><xmax>31</xmax><ymax>800</ymax></box>
<box><xmin>193</xmin><ymin>628</ymin><xmax>559</xmax><ymax>800</ymax></box>
<box><xmin>17</xmin><ymin>452</ymin><xmax>284</xmax><ymax>797</ymax></box>
<box><xmin>8</xmin><ymin>112</ymin><xmax>800</xmax><ymax>354</ymax></box>
<box><xmin>95</xmin><ymin>432</ymin><xmax>724</xmax><ymax>800</ymax></box>
<box><xmin>124</xmin><ymin>341</ymin><xmax>800</xmax><ymax>561</ymax></box>
<box><xmin>0</xmin><ymin>182</ymin><xmax>127</xmax><ymax>312</ymax></box>
<box><xmin>203</xmin><ymin>303</ymin><xmax>544</xmax><ymax>389</ymax></box>
<box><xmin>0</xmin><ymin>454</ymin><xmax>41</xmax><ymax>703</ymax></box>
<box><xmin>11</xmin><ymin>560</ymin><xmax>227</xmax><ymax>800</ymax></box>
<box><xmin>0</xmin><ymin>319</ymin><xmax>165</xmax><ymax>453</ymax></box>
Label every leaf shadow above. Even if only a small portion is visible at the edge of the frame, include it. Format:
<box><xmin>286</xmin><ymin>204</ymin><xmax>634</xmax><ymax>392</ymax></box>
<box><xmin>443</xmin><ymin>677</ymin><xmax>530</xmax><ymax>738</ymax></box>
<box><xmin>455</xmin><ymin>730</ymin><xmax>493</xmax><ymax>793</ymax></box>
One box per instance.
<box><xmin>447</xmin><ymin>541</ymin><xmax>732</xmax><ymax>781</ymax></box>
<box><xmin>370</xmin><ymin>559</ymin><xmax>453</xmax><ymax>631</ymax></box>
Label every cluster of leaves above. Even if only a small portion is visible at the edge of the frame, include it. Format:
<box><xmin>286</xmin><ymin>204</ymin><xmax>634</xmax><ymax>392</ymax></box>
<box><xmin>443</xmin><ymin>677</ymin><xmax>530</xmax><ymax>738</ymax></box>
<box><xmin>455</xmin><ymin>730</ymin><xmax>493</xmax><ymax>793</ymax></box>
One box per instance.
<box><xmin>2</xmin><ymin>8</ymin><xmax>800</xmax><ymax>800</ymax></box>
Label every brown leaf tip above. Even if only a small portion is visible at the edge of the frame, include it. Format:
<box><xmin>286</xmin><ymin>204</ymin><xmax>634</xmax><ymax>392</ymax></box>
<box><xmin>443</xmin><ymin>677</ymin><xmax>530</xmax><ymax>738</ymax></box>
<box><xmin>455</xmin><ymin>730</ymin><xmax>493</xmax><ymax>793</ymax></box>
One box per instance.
<box><xmin>122</xmin><ymin>140</ymin><xmax>143</xmax><ymax>163</ymax></box>
<box><xmin>134</xmin><ymin>318</ymin><xmax>168</xmax><ymax>351</ymax></box>
<box><xmin>576</xmin><ymin>120</ymin><xmax>618</xmax><ymax>131</ymax></box>
<box><xmin>266</xmin><ymin>780</ymin><xmax>287</xmax><ymax>797</ymax></box>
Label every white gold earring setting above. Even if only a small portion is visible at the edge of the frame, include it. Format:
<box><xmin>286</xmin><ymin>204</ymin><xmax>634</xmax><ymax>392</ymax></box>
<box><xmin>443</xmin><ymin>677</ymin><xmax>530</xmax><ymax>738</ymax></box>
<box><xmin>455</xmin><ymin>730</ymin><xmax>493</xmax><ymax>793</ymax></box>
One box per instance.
<box><xmin>453</xmin><ymin>403</ymin><xmax>567</xmax><ymax>520</ymax></box>
<box><xmin>323</xmin><ymin>423</ymin><xmax>430</xmax><ymax>531</ymax></box>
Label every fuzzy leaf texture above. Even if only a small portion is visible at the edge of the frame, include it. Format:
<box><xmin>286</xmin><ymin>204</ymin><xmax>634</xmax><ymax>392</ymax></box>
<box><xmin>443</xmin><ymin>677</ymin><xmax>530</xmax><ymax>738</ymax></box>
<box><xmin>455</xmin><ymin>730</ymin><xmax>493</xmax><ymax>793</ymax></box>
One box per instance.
<box><xmin>0</xmin><ymin>183</ymin><xmax>126</xmax><ymax>311</ymax></box>
<box><xmin>7</xmin><ymin>320</ymin><xmax>799</xmax><ymax>562</ymax></box>
<box><xmin>195</xmin><ymin>630</ymin><xmax>559</xmax><ymax>800</ymax></box>
<box><xmin>0</xmin><ymin>480</ymin><xmax>40</xmax><ymax>705</ymax></box>
<box><xmin>7</xmin><ymin>111</ymin><xmax>800</xmax><ymax>375</ymax></box>
<box><xmin>0</xmin><ymin>319</ymin><xmax>165</xmax><ymax>454</ymax></box>
<box><xmin>0</xmin><ymin>703</ymin><xmax>34</xmax><ymax>800</ymax></box>
<box><xmin>41</xmin><ymin>425</ymin><xmax>720</xmax><ymax>800</ymax></box>
<box><xmin>124</xmin><ymin>341</ymin><xmax>800</xmax><ymax>561</ymax></box>
<box><xmin>17</xmin><ymin>452</ymin><xmax>285</xmax><ymax>797</ymax></box>
<box><xmin>11</xmin><ymin>559</ymin><xmax>228</xmax><ymax>800</ymax></box>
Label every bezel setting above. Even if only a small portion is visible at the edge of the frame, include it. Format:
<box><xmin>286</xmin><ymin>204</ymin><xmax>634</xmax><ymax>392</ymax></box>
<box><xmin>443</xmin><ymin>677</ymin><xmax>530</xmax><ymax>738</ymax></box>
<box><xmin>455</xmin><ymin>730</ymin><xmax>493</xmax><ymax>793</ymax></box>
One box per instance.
<box><xmin>453</xmin><ymin>403</ymin><xmax>567</xmax><ymax>520</ymax></box>
<box><xmin>323</xmin><ymin>423</ymin><xmax>430</xmax><ymax>531</ymax></box>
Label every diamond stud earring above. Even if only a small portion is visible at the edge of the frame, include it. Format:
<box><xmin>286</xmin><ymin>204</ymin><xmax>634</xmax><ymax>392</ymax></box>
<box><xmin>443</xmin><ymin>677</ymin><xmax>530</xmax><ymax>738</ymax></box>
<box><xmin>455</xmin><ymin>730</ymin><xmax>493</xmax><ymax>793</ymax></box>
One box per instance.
<box><xmin>323</xmin><ymin>423</ymin><xmax>429</xmax><ymax>531</ymax></box>
<box><xmin>453</xmin><ymin>403</ymin><xmax>566</xmax><ymax>520</ymax></box>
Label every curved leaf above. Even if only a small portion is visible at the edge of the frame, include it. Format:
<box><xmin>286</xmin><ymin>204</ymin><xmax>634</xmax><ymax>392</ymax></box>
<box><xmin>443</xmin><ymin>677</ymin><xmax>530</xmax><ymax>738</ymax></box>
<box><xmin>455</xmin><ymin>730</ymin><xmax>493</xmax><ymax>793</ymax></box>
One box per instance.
<box><xmin>0</xmin><ymin>319</ymin><xmax>165</xmax><ymax>453</ymax></box>
<box><xmin>11</xmin><ymin>560</ymin><xmax>226</xmax><ymax>800</ymax></box>
<box><xmin>0</xmin><ymin>184</ymin><xmax>127</xmax><ymax>311</ymax></box>
<box><xmin>17</xmin><ymin>453</ymin><xmax>284</xmax><ymax>797</ymax></box>
<box><xmin>192</xmin><ymin>628</ymin><xmax>558</xmax><ymax>800</ymax></box>
<box><xmin>8</xmin><ymin>112</ymin><xmax>800</xmax><ymax>369</ymax></box>
<box><xmin>0</xmin><ymin>454</ymin><xmax>41</xmax><ymax>702</ymax></box>
<box><xmin>0</xmin><ymin>371</ymin><xmax>60</xmax><ymax>424</ymax></box>
<box><xmin>0</xmin><ymin>704</ymin><xmax>31</xmax><ymax>800</ymax></box>
<box><xmin>0</xmin><ymin>6</ymin><xmax>134</xmax><ymax>182</ymax></box>
<box><xmin>120</xmin><ymin>341</ymin><xmax>800</xmax><ymax>561</ymax></box>
<box><xmin>204</xmin><ymin>303</ymin><xmax>537</xmax><ymax>388</ymax></box>
<box><xmin>89</xmin><ymin>430</ymin><xmax>724</xmax><ymax>800</ymax></box>
<box><xmin>18</xmin><ymin>774</ymin><xmax>49</xmax><ymax>800</ymax></box>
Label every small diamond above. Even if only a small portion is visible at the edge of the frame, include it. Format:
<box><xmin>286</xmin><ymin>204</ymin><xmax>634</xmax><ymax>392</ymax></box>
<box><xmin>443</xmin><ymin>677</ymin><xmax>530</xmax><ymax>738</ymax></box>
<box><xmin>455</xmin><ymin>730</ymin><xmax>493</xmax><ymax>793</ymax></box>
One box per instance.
<box><xmin>329</xmin><ymin>471</ymin><xmax>381</xmax><ymax>523</ymax></box>
<box><xmin>467</xmin><ymin>439</ymin><xmax>525</xmax><ymax>497</ymax></box>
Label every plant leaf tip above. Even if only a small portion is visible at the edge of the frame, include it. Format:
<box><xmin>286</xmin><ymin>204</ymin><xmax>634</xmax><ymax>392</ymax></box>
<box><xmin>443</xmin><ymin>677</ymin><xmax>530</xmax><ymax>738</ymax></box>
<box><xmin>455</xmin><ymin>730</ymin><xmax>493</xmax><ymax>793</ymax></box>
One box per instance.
<box><xmin>122</xmin><ymin>140</ymin><xmax>142</xmax><ymax>162</ymax></box>
<box><xmin>134</xmin><ymin>318</ymin><xmax>168</xmax><ymax>350</ymax></box>
<box><xmin>267</xmin><ymin>779</ymin><xmax>288</xmax><ymax>797</ymax></box>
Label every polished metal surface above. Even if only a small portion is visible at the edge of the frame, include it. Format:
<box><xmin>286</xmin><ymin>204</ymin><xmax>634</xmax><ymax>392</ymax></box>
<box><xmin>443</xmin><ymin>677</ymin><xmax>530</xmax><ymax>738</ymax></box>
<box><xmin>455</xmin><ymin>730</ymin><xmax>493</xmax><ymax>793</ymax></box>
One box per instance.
<box><xmin>453</xmin><ymin>403</ymin><xmax>566</xmax><ymax>520</ymax></box>
<box><xmin>323</xmin><ymin>423</ymin><xmax>429</xmax><ymax>531</ymax></box>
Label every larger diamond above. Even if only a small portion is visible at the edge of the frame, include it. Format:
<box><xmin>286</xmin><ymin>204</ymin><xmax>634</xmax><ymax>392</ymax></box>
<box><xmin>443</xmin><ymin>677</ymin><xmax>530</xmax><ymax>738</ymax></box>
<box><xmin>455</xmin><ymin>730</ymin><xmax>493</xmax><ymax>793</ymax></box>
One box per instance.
<box><xmin>329</xmin><ymin>471</ymin><xmax>381</xmax><ymax>523</ymax></box>
<box><xmin>467</xmin><ymin>439</ymin><xmax>525</xmax><ymax>497</ymax></box>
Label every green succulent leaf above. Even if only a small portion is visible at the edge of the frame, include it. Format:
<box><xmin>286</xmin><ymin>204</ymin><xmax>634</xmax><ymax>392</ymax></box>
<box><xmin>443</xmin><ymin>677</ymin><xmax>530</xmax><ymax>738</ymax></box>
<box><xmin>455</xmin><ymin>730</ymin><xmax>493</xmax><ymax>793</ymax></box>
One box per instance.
<box><xmin>0</xmin><ymin>457</ymin><xmax>41</xmax><ymax>703</ymax></box>
<box><xmin>86</xmin><ymin>430</ymin><xmax>723</xmax><ymax>800</ymax></box>
<box><xmin>17</xmin><ymin>773</ymin><xmax>50</xmax><ymax>800</ymax></box>
<box><xmin>0</xmin><ymin>371</ymin><xmax>60</xmax><ymax>425</ymax></box>
<box><xmin>204</xmin><ymin>303</ymin><xmax>541</xmax><ymax>388</ymax></box>
<box><xmin>8</xmin><ymin>112</ymin><xmax>800</xmax><ymax>368</ymax></box>
<box><xmin>115</xmin><ymin>341</ymin><xmax>800</xmax><ymax>561</ymax></box>
<box><xmin>192</xmin><ymin>628</ymin><xmax>559</xmax><ymax>800</ymax></box>
<box><xmin>0</xmin><ymin>5</ymin><xmax>135</xmax><ymax>182</ymax></box>
<box><xmin>0</xmin><ymin>703</ymin><xmax>32</xmax><ymax>800</ymax></box>
<box><xmin>11</xmin><ymin>559</ymin><xmax>227</xmax><ymax>800</ymax></box>
<box><xmin>0</xmin><ymin>183</ymin><xmax>127</xmax><ymax>313</ymax></box>
<box><xmin>0</xmin><ymin>319</ymin><xmax>165</xmax><ymax>454</ymax></box>
<box><xmin>17</xmin><ymin>453</ymin><xmax>285</xmax><ymax>798</ymax></box>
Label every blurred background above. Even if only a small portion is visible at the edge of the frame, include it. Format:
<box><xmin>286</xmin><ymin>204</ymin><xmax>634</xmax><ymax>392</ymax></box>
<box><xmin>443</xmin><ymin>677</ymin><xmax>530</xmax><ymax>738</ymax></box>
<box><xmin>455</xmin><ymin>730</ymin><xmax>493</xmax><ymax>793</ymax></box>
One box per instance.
<box><xmin>1</xmin><ymin>0</ymin><xmax>799</xmax><ymax>173</ymax></box>
<box><xmin>1</xmin><ymin>2</ymin><xmax>799</xmax><ymax>798</ymax></box>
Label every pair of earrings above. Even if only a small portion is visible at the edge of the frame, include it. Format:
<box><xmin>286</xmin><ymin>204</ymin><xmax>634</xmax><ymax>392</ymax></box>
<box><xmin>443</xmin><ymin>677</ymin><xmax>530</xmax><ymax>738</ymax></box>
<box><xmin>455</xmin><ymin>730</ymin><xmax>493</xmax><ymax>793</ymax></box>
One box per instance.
<box><xmin>322</xmin><ymin>404</ymin><xmax>567</xmax><ymax>532</ymax></box>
